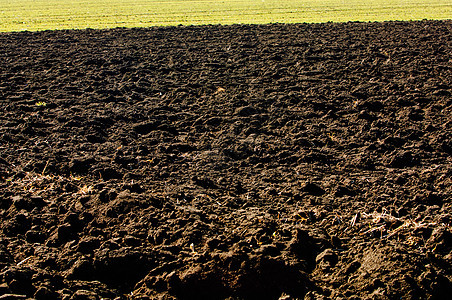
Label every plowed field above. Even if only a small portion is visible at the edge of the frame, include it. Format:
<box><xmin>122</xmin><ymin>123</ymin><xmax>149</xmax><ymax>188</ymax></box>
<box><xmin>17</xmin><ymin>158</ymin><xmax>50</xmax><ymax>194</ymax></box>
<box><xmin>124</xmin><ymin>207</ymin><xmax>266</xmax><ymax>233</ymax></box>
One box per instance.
<box><xmin>0</xmin><ymin>20</ymin><xmax>451</xmax><ymax>299</ymax></box>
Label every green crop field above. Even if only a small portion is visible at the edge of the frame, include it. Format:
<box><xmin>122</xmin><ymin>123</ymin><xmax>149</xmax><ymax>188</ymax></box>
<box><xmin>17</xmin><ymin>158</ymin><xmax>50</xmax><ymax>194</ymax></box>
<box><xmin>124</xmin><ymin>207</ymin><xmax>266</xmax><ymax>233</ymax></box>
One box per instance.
<box><xmin>0</xmin><ymin>0</ymin><xmax>451</xmax><ymax>32</ymax></box>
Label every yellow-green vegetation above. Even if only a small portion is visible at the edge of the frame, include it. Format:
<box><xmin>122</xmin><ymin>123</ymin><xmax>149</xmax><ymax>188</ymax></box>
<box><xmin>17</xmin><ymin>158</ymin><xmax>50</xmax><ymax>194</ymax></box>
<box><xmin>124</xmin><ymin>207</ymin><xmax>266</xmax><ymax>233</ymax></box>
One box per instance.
<box><xmin>0</xmin><ymin>0</ymin><xmax>451</xmax><ymax>32</ymax></box>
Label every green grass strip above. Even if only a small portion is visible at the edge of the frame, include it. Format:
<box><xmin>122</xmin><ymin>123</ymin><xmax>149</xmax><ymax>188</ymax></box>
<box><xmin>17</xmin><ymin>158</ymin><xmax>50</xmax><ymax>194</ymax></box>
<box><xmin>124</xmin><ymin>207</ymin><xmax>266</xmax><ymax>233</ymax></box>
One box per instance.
<box><xmin>0</xmin><ymin>0</ymin><xmax>451</xmax><ymax>32</ymax></box>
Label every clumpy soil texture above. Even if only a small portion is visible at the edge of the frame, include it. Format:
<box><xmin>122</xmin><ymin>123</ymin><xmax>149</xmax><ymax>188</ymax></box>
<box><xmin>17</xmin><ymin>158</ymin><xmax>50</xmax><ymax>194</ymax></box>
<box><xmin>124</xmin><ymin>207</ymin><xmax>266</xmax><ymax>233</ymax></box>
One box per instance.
<box><xmin>0</xmin><ymin>20</ymin><xmax>451</xmax><ymax>299</ymax></box>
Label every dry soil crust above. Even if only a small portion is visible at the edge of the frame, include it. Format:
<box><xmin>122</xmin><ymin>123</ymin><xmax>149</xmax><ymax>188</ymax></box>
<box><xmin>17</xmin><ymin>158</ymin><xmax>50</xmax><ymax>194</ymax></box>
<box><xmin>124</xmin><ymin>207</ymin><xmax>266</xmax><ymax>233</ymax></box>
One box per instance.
<box><xmin>0</xmin><ymin>20</ymin><xmax>451</xmax><ymax>299</ymax></box>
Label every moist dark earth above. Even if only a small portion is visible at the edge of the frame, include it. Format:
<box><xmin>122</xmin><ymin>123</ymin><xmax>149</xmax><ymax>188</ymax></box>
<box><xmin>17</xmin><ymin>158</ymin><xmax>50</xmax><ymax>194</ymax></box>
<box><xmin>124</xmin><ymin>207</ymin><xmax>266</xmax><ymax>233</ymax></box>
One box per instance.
<box><xmin>0</xmin><ymin>20</ymin><xmax>451</xmax><ymax>299</ymax></box>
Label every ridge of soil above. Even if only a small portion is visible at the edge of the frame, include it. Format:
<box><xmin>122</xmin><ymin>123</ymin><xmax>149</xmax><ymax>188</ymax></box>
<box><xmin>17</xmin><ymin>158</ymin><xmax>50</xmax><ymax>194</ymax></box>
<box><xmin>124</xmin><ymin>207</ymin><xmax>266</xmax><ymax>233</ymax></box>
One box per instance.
<box><xmin>0</xmin><ymin>20</ymin><xmax>451</xmax><ymax>299</ymax></box>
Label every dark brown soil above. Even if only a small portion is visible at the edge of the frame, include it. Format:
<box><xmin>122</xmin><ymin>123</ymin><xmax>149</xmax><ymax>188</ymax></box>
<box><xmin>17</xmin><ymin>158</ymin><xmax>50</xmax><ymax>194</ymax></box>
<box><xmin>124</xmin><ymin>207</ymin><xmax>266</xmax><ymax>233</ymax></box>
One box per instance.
<box><xmin>0</xmin><ymin>20</ymin><xmax>451</xmax><ymax>299</ymax></box>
